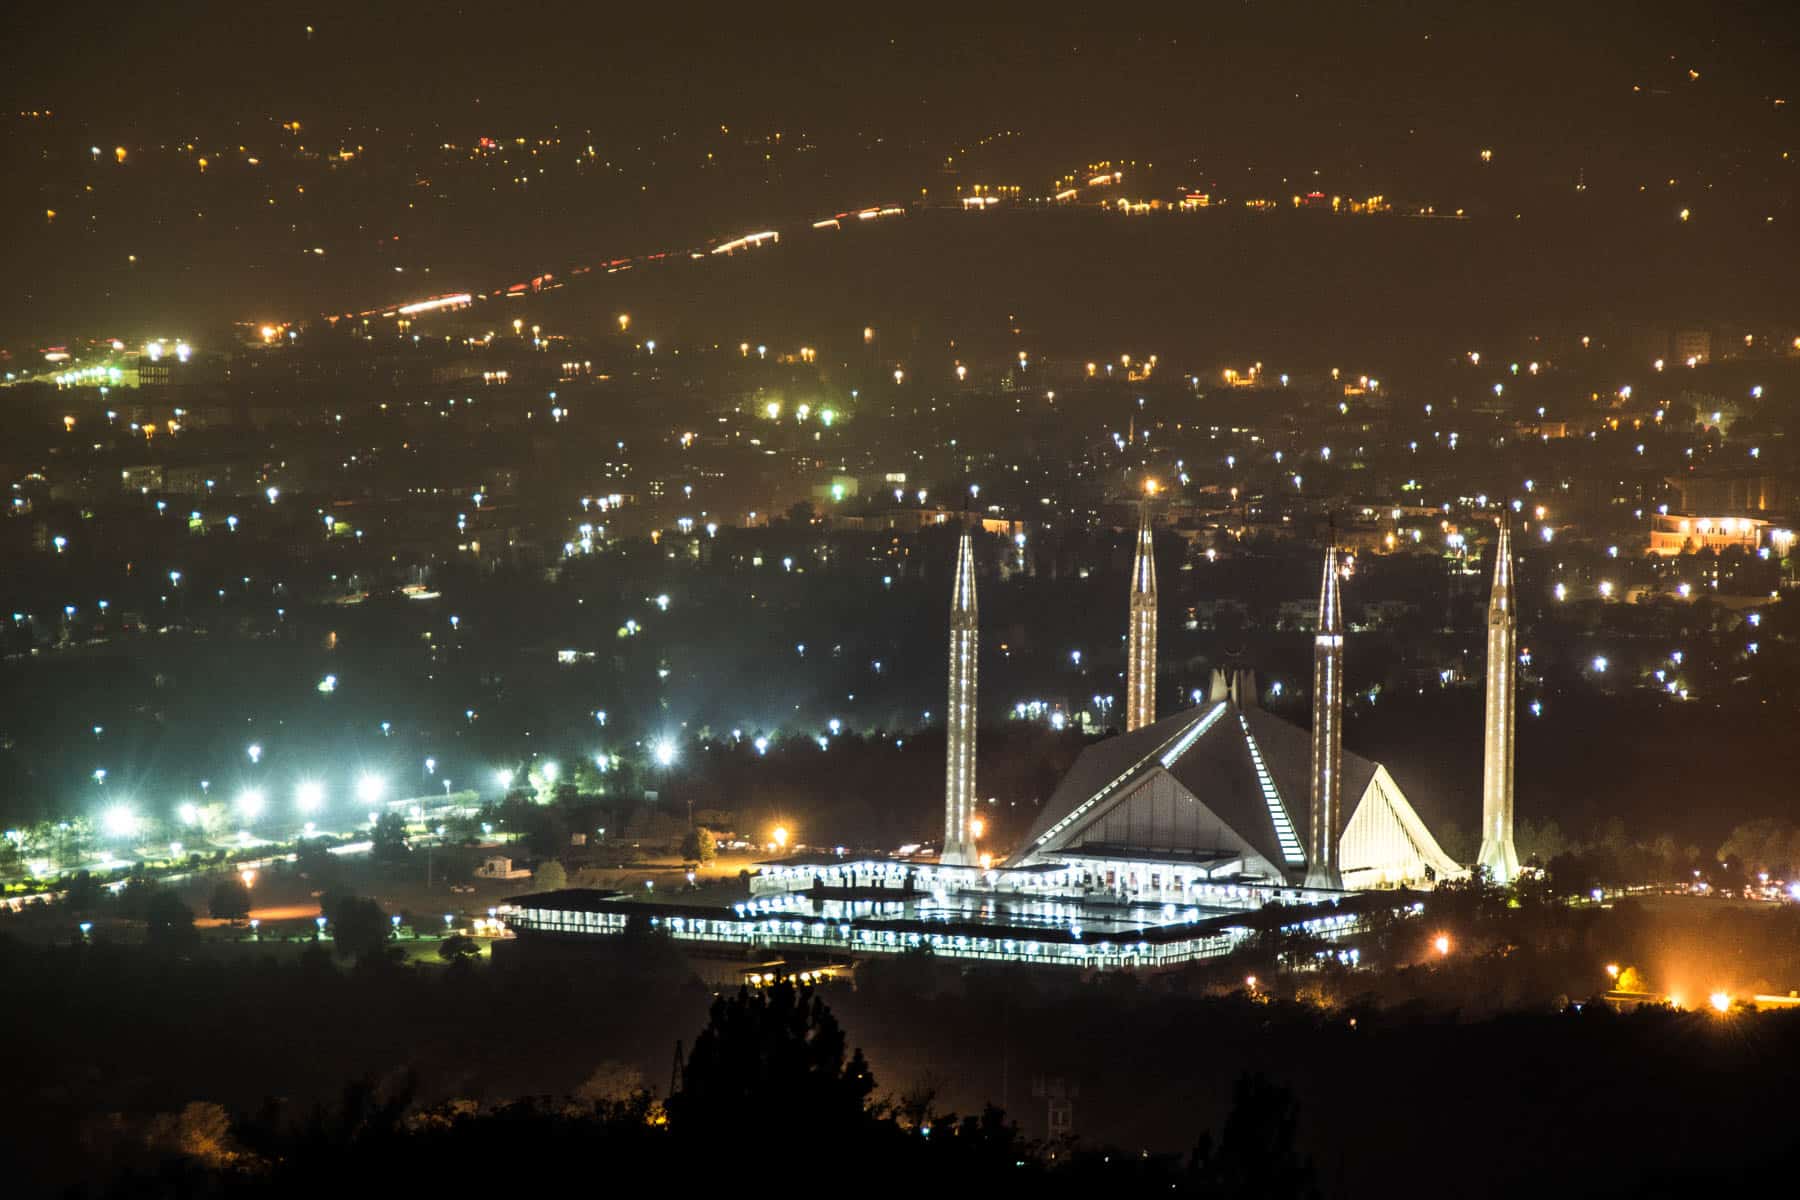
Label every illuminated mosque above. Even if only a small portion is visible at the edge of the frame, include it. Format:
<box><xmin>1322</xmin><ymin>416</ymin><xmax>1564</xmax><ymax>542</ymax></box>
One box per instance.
<box><xmin>998</xmin><ymin>505</ymin><xmax>1471</xmax><ymax>896</ymax></box>
<box><xmin>505</xmin><ymin>505</ymin><xmax>1519</xmax><ymax>971</ymax></box>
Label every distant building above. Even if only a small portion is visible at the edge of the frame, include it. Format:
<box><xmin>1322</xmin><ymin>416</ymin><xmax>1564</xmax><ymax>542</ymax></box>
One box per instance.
<box><xmin>1008</xmin><ymin>670</ymin><xmax>1462</xmax><ymax>893</ymax></box>
<box><xmin>476</xmin><ymin>855</ymin><xmax>532</xmax><ymax>881</ymax></box>
<box><xmin>1648</xmin><ymin>513</ymin><xmax>1769</xmax><ymax>556</ymax></box>
<box><xmin>1667</xmin><ymin>470</ymin><xmax>1794</xmax><ymax>518</ymax></box>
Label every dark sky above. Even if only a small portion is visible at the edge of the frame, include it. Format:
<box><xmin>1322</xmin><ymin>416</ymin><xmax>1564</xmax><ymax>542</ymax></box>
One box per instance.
<box><xmin>7</xmin><ymin>1</ymin><xmax>1798</xmax><ymax>139</ymax></box>
<box><xmin>3</xmin><ymin>1</ymin><xmax>1796</xmax><ymax>338</ymax></box>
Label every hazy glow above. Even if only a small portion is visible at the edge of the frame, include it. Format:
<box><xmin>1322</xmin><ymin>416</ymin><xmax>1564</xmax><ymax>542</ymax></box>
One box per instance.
<box><xmin>295</xmin><ymin>780</ymin><xmax>325</xmax><ymax>814</ymax></box>
<box><xmin>101</xmin><ymin>804</ymin><xmax>140</xmax><ymax>840</ymax></box>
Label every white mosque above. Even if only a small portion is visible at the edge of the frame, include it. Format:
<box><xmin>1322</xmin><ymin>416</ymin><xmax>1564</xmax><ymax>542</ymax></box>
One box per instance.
<box><xmin>994</xmin><ymin>505</ymin><xmax>1478</xmax><ymax>898</ymax></box>
<box><xmin>503</xmin><ymin>505</ymin><xmax>1520</xmax><ymax>971</ymax></box>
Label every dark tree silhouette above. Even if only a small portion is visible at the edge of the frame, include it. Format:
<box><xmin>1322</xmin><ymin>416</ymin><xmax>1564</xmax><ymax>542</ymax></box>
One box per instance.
<box><xmin>144</xmin><ymin>889</ymin><xmax>196</xmax><ymax>949</ymax></box>
<box><xmin>667</xmin><ymin>981</ymin><xmax>874</xmax><ymax>1144</ymax></box>
<box><xmin>371</xmin><ymin>813</ymin><xmax>410</xmax><ymax>863</ymax></box>
<box><xmin>208</xmin><ymin>878</ymin><xmax>252</xmax><ymax>921</ymax></box>
<box><xmin>437</xmin><ymin>934</ymin><xmax>480</xmax><ymax>963</ymax></box>
<box><xmin>1189</xmin><ymin>1074</ymin><xmax>1320</xmax><ymax>1200</ymax></box>
<box><xmin>323</xmin><ymin>895</ymin><xmax>392</xmax><ymax>962</ymax></box>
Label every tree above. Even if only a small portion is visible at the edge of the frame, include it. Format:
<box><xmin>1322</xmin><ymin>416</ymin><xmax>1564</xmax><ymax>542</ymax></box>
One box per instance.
<box><xmin>667</xmin><ymin>981</ymin><xmax>875</xmax><ymax>1142</ymax></box>
<box><xmin>575</xmin><ymin>1060</ymin><xmax>648</xmax><ymax>1106</ymax></box>
<box><xmin>372</xmin><ymin>813</ymin><xmax>410</xmax><ymax>863</ymax></box>
<box><xmin>326</xmin><ymin>894</ymin><xmax>393</xmax><ymax>962</ymax></box>
<box><xmin>437</xmin><ymin>934</ymin><xmax>481</xmax><ymax>963</ymax></box>
<box><xmin>209</xmin><ymin>878</ymin><xmax>253</xmax><ymax>921</ymax></box>
<box><xmin>534</xmin><ymin>860</ymin><xmax>567</xmax><ymax>891</ymax></box>
<box><xmin>63</xmin><ymin>870</ymin><xmax>102</xmax><ymax>912</ymax></box>
<box><xmin>145</xmin><ymin>888</ymin><xmax>197</xmax><ymax>949</ymax></box>
<box><xmin>296</xmin><ymin>838</ymin><xmax>344</xmax><ymax>889</ymax></box>
<box><xmin>1189</xmin><ymin>1074</ymin><xmax>1320</xmax><ymax>1200</ymax></box>
<box><xmin>680</xmin><ymin>827</ymin><xmax>717</xmax><ymax>864</ymax></box>
<box><xmin>117</xmin><ymin>875</ymin><xmax>163</xmax><ymax>920</ymax></box>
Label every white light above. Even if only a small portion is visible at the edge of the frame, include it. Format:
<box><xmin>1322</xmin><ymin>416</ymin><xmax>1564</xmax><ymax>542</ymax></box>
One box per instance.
<box><xmin>1592</xmin><ymin>656</ymin><xmax>1608</xmax><ymax>673</ymax></box>
<box><xmin>496</xmin><ymin>768</ymin><xmax>515</xmax><ymax>789</ymax></box>
<box><xmin>101</xmin><ymin>805</ymin><xmax>139</xmax><ymax>840</ymax></box>
<box><xmin>754</xmin><ymin>737</ymin><xmax>769</xmax><ymax>755</ymax></box>
<box><xmin>356</xmin><ymin>774</ymin><xmax>386</xmax><ymax>804</ymax></box>
<box><xmin>177</xmin><ymin>802</ymin><xmax>200</xmax><ymax>825</ymax></box>
<box><xmin>236</xmin><ymin>788</ymin><xmax>266</xmax><ymax>819</ymax></box>
<box><xmin>652</xmin><ymin>739</ymin><xmax>676</xmax><ymax>768</ymax></box>
<box><xmin>295</xmin><ymin>781</ymin><xmax>325</xmax><ymax>813</ymax></box>
<box><xmin>246</xmin><ymin>743</ymin><xmax>262</xmax><ymax>764</ymax></box>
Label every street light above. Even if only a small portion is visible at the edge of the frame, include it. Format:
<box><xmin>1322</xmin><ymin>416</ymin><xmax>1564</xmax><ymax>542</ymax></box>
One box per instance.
<box><xmin>100</xmin><ymin>804</ymin><xmax>139</xmax><ymax>840</ymax></box>
<box><xmin>236</xmin><ymin>788</ymin><xmax>266</xmax><ymax>820</ymax></box>
<box><xmin>295</xmin><ymin>780</ymin><xmax>325</xmax><ymax>814</ymax></box>
<box><xmin>356</xmin><ymin>774</ymin><xmax>386</xmax><ymax>804</ymax></box>
<box><xmin>772</xmin><ymin>825</ymin><xmax>790</xmax><ymax>850</ymax></box>
<box><xmin>652</xmin><ymin>739</ymin><xmax>676</xmax><ymax>768</ymax></box>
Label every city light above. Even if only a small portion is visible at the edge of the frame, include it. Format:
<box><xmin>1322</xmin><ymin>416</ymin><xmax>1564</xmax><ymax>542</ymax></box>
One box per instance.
<box><xmin>236</xmin><ymin>788</ymin><xmax>266</xmax><ymax>819</ymax></box>
<box><xmin>1433</xmin><ymin>934</ymin><xmax>1451</xmax><ymax>956</ymax></box>
<box><xmin>246</xmin><ymin>743</ymin><xmax>262</xmax><ymax>764</ymax></box>
<box><xmin>356</xmin><ymin>774</ymin><xmax>386</xmax><ymax>804</ymax></box>
<box><xmin>100</xmin><ymin>804</ymin><xmax>139</xmax><ymax>840</ymax></box>
<box><xmin>653</xmin><ymin>739</ymin><xmax>677</xmax><ymax>768</ymax></box>
<box><xmin>295</xmin><ymin>780</ymin><xmax>325</xmax><ymax>814</ymax></box>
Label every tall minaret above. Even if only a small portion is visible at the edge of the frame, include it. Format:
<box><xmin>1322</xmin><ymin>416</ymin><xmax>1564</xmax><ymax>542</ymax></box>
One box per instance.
<box><xmin>941</xmin><ymin>527</ymin><xmax>979</xmax><ymax>866</ymax></box>
<box><xmin>1477</xmin><ymin>517</ymin><xmax>1521</xmax><ymax>883</ymax></box>
<box><xmin>1306</xmin><ymin>536</ymin><xmax>1343</xmax><ymax>890</ymax></box>
<box><xmin>1126</xmin><ymin>498</ymin><xmax>1158</xmax><ymax>731</ymax></box>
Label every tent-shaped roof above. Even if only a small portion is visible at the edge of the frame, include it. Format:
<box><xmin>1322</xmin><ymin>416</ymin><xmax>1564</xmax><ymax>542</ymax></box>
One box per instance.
<box><xmin>1010</xmin><ymin>699</ymin><xmax>1392</xmax><ymax>885</ymax></box>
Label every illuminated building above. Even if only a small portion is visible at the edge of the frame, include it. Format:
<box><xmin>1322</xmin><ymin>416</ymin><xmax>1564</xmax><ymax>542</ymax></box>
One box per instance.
<box><xmin>1306</xmin><ymin>539</ymin><xmax>1343</xmax><ymax>890</ymax></box>
<box><xmin>1477</xmin><ymin>517</ymin><xmax>1521</xmax><ymax>883</ymax></box>
<box><xmin>1647</xmin><ymin>513</ymin><xmax>1770</xmax><ymax>557</ymax></box>
<box><xmin>501</xmin><ymin>874</ymin><xmax>1384</xmax><ymax>972</ymax></box>
<box><xmin>941</xmin><ymin>527</ymin><xmax>979</xmax><ymax>865</ymax></box>
<box><xmin>505</xmin><ymin>542</ymin><xmax>1466</xmax><ymax>974</ymax></box>
<box><xmin>1126</xmin><ymin>504</ymin><xmax>1157</xmax><ymax>732</ymax></box>
<box><xmin>1008</xmin><ymin>666</ymin><xmax>1461</xmax><ymax>893</ymax></box>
